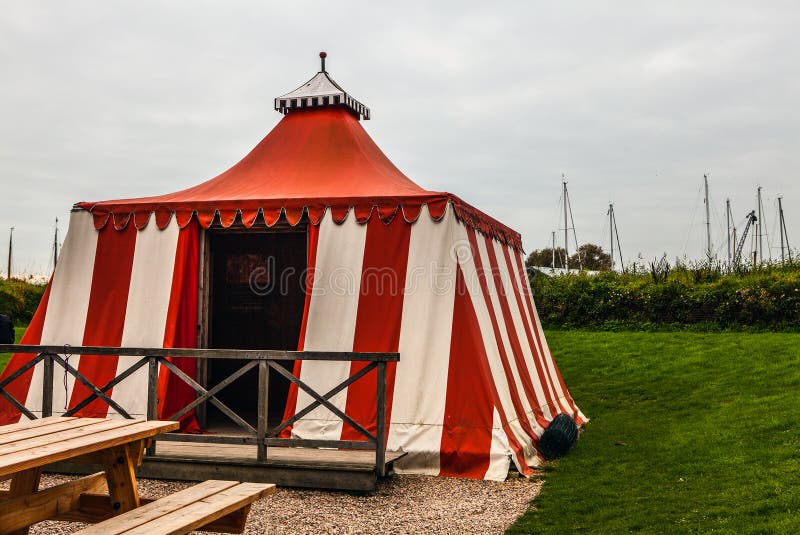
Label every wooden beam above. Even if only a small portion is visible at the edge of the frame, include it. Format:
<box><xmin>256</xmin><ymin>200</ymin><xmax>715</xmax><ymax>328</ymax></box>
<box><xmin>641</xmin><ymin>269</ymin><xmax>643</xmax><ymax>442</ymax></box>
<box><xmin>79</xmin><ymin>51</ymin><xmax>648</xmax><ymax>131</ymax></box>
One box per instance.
<box><xmin>0</xmin><ymin>344</ymin><xmax>399</xmax><ymax>362</ymax></box>
<box><xmin>4</xmin><ymin>467</ymin><xmax>41</xmax><ymax>535</ymax></box>
<box><xmin>55</xmin><ymin>494</ymin><xmax>252</xmax><ymax>534</ymax></box>
<box><xmin>72</xmin><ymin>480</ymin><xmax>243</xmax><ymax>535</ymax></box>
<box><xmin>0</xmin><ymin>420</ymin><xmax>177</xmax><ymax>477</ymax></box>
<box><xmin>66</xmin><ymin>357</ymin><xmax>149</xmax><ymax>417</ymax></box>
<box><xmin>268</xmin><ymin>361</ymin><xmax>377</xmax><ymax>438</ymax></box>
<box><xmin>158</xmin><ymin>359</ymin><xmax>256</xmax><ymax>436</ymax></box>
<box><xmin>268</xmin><ymin>361</ymin><xmax>376</xmax><ymax>443</ymax></box>
<box><xmin>101</xmin><ymin>444</ymin><xmax>140</xmax><ymax>513</ymax></box>
<box><xmin>52</xmin><ymin>355</ymin><xmax>132</xmax><ymax>419</ymax></box>
<box><xmin>0</xmin><ymin>417</ymin><xmax>109</xmax><ymax>446</ymax></box>
<box><xmin>0</xmin><ymin>416</ymin><xmax>73</xmax><ymax>436</ymax></box>
<box><xmin>0</xmin><ymin>472</ymin><xmax>107</xmax><ymax>535</ymax></box>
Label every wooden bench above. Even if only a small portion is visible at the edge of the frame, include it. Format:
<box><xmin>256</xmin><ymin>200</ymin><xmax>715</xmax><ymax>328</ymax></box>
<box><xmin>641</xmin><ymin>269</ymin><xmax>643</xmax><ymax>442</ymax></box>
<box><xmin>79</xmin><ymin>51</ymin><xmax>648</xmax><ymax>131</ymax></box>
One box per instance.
<box><xmin>73</xmin><ymin>479</ymin><xmax>275</xmax><ymax>535</ymax></box>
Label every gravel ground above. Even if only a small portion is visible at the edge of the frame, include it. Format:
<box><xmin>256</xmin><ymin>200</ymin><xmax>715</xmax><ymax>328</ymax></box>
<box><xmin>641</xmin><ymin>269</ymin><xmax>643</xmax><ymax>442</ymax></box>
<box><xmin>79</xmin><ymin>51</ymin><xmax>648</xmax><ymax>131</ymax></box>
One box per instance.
<box><xmin>15</xmin><ymin>472</ymin><xmax>541</xmax><ymax>534</ymax></box>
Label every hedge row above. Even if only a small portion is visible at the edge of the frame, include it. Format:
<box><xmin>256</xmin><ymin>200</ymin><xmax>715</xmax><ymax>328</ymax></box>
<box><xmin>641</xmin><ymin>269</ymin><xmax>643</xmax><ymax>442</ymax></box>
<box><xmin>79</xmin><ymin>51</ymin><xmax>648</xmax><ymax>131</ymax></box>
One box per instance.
<box><xmin>529</xmin><ymin>265</ymin><xmax>800</xmax><ymax>330</ymax></box>
<box><xmin>0</xmin><ymin>278</ymin><xmax>46</xmax><ymax>325</ymax></box>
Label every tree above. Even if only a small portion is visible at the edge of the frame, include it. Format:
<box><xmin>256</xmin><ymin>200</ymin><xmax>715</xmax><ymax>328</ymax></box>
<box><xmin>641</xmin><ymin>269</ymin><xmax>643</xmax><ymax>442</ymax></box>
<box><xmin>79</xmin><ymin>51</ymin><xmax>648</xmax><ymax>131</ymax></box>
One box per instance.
<box><xmin>526</xmin><ymin>247</ymin><xmax>567</xmax><ymax>269</ymax></box>
<box><xmin>571</xmin><ymin>243</ymin><xmax>612</xmax><ymax>271</ymax></box>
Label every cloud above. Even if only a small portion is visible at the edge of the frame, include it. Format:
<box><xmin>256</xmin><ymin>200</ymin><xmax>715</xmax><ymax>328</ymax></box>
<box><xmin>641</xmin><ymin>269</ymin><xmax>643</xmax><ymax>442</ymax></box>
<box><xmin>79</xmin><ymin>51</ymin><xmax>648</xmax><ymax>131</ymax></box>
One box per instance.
<box><xmin>0</xmin><ymin>1</ymin><xmax>799</xmax><ymax>274</ymax></box>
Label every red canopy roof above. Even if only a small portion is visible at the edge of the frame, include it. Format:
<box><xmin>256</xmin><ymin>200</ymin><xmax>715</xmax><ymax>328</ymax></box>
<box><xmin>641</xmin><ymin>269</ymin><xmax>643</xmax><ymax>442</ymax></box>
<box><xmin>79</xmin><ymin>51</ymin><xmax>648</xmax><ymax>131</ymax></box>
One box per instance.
<box><xmin>77</xmin><ymin>106</ymin><xmax>522</xmax><ymax>249</ymax></box>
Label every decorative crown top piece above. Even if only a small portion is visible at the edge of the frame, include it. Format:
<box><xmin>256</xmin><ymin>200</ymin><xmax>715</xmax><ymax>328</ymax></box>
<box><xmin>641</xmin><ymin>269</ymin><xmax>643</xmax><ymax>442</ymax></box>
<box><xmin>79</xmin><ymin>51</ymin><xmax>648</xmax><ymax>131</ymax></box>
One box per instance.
<box><xmin>274</xmin><ymin>52</ymin><xmax>370</xmax><ymax>120</ymax></box>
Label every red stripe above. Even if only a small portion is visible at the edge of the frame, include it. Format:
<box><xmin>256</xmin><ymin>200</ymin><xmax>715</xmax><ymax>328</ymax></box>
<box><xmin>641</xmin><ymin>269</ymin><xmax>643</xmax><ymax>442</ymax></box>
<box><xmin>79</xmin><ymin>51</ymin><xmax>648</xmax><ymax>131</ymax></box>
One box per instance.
<box><xmin>157</xmin><ymin>220</ymin><xmax>201</xmax><ymax>432</ymax></box>
<box><xmin>465</xmin><ymin>227</ymin><xmax>537</xmax><ymax>474</ymax></box>
<box><xmin>68</xmin><ymin>224</ymin><xmax>137</xmax><ymax>417</ymax></box>
<box><xmin>512</xmin><ymin>251</ymin><xmax>580</xmax><ymax>418</ymax></box>
<box><xmin>340</xmin><ymin>217</ymin><xmax>411</xmax><ymax>441</ymax></box>
<box><xmin>499</xmin><ymin>244</ymin><xmax>561</xmax><ymax>416</ymax></box>
<box><xmin>279</xmin><ymin>222</ymin><xmax>320</xmax><ymax>437</ymax></box>
<box><xmin>0</xmin><ymin>280</ymin><xmax>53</xmax><ymax>424</ymax></box>
<box><xmin>439</xmin><ymin>266</ymin><xmax>496</xmax><ymax>478</ymax></box>
<box><xmin>482</xmin><ymin>235</ymin><xmax>550</xmax><ymax>429</ymax></box>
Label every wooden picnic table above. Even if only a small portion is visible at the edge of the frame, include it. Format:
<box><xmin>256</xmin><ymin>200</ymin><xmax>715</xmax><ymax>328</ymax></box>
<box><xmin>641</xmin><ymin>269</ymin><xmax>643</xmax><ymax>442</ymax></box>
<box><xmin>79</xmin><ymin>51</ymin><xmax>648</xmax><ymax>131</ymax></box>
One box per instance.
<box><xmin>0</xmin><ymin>416</ymin><xmax>179</xmax><ymax>535</ymax></box>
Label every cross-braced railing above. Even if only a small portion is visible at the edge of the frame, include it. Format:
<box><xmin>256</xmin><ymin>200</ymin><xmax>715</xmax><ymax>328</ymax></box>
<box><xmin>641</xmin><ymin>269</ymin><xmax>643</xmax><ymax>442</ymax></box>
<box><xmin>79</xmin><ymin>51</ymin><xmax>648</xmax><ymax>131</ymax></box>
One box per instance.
<box><xmin>0</xmin><ymin>345</ymin><xmax>398</xmax><ymax>476</ymax></box>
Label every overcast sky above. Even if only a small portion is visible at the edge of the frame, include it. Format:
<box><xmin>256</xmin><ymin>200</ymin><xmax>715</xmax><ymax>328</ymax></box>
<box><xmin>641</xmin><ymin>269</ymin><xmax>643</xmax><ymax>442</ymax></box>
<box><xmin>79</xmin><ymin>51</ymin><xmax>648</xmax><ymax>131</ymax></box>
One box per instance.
<box><xmin>1</xmin><ymin>1</ymin><xmax>798</xmax><ymax>275</ymax></box>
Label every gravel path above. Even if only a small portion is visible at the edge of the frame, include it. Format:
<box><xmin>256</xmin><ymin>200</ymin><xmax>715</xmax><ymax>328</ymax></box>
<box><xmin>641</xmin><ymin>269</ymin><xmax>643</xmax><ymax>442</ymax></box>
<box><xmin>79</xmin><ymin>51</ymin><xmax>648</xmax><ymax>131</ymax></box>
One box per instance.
<box><xmin>19</xmin><ymin>473</ymin><xmax>540</xmax><ymax>534</ymax></box>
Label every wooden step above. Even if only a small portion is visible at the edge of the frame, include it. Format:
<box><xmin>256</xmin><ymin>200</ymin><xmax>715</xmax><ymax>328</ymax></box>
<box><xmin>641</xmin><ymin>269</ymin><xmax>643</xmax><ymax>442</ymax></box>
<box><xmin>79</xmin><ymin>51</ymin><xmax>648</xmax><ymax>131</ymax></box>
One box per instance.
<box><xmin>73</xmin><ymin>479</ymin><xmax>275</xmax><ymax>535</ymax></box>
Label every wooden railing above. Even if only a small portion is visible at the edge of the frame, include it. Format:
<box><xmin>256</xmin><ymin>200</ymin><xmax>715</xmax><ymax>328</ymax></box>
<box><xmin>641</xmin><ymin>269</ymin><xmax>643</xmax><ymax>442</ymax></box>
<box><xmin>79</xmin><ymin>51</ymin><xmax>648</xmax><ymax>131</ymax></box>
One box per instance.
<box><xmin>0</xmin><ymin>345</ymin><xmax>398</xmax><ymax>476</ymax></box>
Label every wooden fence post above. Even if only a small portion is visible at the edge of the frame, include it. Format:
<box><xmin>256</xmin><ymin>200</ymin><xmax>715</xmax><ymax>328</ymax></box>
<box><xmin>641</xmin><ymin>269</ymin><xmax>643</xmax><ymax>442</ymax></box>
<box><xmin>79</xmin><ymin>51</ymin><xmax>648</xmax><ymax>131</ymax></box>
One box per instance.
<box><xmin>146</xmin><ymin>356</ymin><xmax>158</xmax><ymax>456</ymax></box>
<box><xmin>376</xmin><ymin>360</ymin><xmax>387</xmax><ymax>477</ymax></box>
<box><xmin>42</xmin><ymin>353</ymin><xmax>53</xmax><ymax>418</ymax></box>
<box><xmin>257</xmin><ymin>359</ymin><xmax>269</xmax><ymax>462</ymax></box>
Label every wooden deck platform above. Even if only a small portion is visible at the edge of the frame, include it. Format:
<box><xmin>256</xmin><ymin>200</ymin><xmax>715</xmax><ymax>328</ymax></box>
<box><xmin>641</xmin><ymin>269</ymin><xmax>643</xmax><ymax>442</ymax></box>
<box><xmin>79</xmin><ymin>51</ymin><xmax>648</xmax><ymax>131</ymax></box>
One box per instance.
<box><xmin>46</xmin><ymin>443</ymin><xmax>406</xmax><ymax>492</ymax></box>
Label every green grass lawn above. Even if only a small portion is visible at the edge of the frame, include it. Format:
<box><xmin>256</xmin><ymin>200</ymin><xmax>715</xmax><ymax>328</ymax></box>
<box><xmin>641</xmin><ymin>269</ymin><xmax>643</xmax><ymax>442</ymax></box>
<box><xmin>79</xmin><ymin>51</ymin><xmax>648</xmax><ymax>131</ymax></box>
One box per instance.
<box><xmin>509</xmin><ymin>331</ymin><xmax>800</xmax><ymax>534</ymax></box>
<box><xmin>0</xmin><ymin>326</ymin><xmax>25</xmax><ymax>369</ymax></box>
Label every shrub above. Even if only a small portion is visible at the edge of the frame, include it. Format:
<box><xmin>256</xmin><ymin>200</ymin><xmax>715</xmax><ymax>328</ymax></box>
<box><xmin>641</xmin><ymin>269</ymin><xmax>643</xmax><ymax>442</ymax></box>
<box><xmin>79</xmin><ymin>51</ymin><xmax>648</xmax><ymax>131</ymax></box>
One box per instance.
<box><xmin>0</xmin><ymin>278</ymin><xmax>46</xmax><ymax>325</ymax></box>
<box><xmin>529</xmin><ymin>262</ymin><xmax>800</xmax><ymax>331</ymax></box>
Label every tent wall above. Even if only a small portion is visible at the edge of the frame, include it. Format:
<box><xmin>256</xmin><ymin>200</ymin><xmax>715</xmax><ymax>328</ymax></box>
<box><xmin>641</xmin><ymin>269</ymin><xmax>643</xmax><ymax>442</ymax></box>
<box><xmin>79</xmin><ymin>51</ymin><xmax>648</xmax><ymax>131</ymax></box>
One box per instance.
<box><xmin>0</xmin><ymin>204</ymin><xmax>584</xmax><ymax>481</ymax></box>
<box><xmin>0</xmin><ymin>211</ymin><xmax>199</xmax><ymax>428</ymax></box>
<box><xmin>283</xmin><ymin>205</ymin><xmax>585</xmax><ymax>480</ymax></box>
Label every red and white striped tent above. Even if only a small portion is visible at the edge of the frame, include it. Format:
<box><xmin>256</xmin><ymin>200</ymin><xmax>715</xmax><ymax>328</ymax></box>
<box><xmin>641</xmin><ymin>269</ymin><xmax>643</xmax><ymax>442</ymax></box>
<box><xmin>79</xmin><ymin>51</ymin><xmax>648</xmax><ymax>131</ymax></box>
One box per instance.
<box><xmin>0</xmin><ymin>58</ymin><xmax>584</xmax><ymax>480</ymax></box>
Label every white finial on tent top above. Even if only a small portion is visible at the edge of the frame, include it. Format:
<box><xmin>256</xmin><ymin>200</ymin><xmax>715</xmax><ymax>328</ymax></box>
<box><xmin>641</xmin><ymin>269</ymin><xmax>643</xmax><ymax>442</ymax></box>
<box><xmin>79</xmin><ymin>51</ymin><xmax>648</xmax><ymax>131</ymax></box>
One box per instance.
<box><xmin>274</xmin><ymin>53</ymin><xmax>371</xmax><ymax>120</ymax></box>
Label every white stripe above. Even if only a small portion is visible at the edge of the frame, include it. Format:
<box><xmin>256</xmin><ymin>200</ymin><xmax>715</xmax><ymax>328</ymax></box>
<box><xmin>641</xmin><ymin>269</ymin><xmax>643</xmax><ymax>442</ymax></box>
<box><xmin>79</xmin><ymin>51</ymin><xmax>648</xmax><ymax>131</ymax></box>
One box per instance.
<box><xmin>390</xmin><ymin>205</ymin><xmax>457</xmax><ymax>475</ymax></box>
<box><xmin>456</xmin><ymin>223</ymin><xmax>537</xmax><ymax>473</ymax></box>
<box><xmin>292</xmin><ymin>210</ymin><xmax>367</xmax><ymax>440</ymax></box>
<box><xmin>514</xmin><ymin>249</ymin><xmax>573</xmax><ymax>415</ymax></box>
<box><xmin>485</xmin><ymin>407</ymin><xmax>513</xmax><ymax>481</ymax></box>
<box><xmin>475</xmin><ymin>234</ymin><xmax>540</xmax><ymax>442</ymax></box>
<box><xmin>25</xmin><ymin>211</ymin><xmax>98</xmax><ymax>416</ymax></box>
<box><xmin>521</xmin><ymin>250</ymin><xmax>585</xmax><ymax>420</ymax></box>
<box><xmin>108</xmin><ymin>221</ymin><xmax>180</xmax><ymax>419</ymax></box>
<box><xmin>492</xmin><ymin>240</ymin><xmax>554</xmax><ymax>420</ymax></box>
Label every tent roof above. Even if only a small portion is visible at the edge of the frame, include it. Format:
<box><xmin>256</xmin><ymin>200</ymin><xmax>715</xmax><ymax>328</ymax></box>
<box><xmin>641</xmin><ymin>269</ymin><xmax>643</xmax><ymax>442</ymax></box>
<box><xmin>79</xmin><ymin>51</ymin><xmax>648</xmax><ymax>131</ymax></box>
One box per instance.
<box><xmin>76</xmin><ymin>78</ymin><xmax>521</xmax><ymax>249</ymax></box>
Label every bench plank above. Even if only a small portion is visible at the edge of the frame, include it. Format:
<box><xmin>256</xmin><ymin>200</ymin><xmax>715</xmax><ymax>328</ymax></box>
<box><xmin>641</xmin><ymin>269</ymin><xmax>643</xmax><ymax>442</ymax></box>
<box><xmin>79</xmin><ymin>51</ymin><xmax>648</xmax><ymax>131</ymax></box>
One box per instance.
<box><xmin>74</xmin><ymin>480</ymin><xmax>240</xmax><ymax>535</ymax></box>
<box><xmin>0</xmin><ymin>417</ymin><xmax>110</xmax><ymax>446</ymax></box>
<box><xmin>123</xmin><ymin>483</ymin><xmax>275</xmax><ymax>535</ymax></box>
<box><xmin>0</xmin><ymin>420</ymin><xmax>178</xmax><ymax>477</ymax></box>
<box><xmin>55</xmin><ymin>493</ymin><xmax>252</xmax><ymax>533</ymax></box>
<box><xmin>0</xmin><ymin>417</ymin><xmax>74</xmax><ymax>436</ymax></box>
<box><xmin>0</xmin><ymin>419</ymin><xmax>139</xmax><ymax>455</ymax></box>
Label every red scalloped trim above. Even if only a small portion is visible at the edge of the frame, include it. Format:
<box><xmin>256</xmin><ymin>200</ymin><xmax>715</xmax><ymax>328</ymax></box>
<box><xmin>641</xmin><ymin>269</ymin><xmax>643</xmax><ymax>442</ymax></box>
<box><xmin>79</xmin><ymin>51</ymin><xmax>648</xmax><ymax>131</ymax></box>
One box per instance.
<box><xmin>401</xmin><ymin>204</ymin><xmax>422</xmax><ymax>223</ymax></box>
<box><xmin>263</xmin><ymin>208</ymin><xmax>282</xmax><ymax>226</ymax></box>
<box><xmin>241</xmin><ymin>209</ymin><xmax>259</xmax><ymax>227</ymax></box>
<box><xmin>175</xmin><ymin>210</ymin><xmax>194</xmax><ymax>228</ymax></box>
<box><xmin>134</xmin><ymin>211</ymin><xmax>151</xmax><ymax>230</ymax></box>
<box><xmin>330</xmin><ymin>206</ymin><xmax>350</xmax><ymax>223</ymax></box>
<box><xmin>75</xmin><ymin>195</ymin><xmax>523</xmax><ymax>250</ymax></box>
<box><xmin>219</xmin><ymin>210</ymin><xmax>236</xmax><ymax>228</ymax></box>
<box><xmin>113</xmin><ymin>212</ymin><xmax>131</xmax><ymax>230</ymax></box>
<box><xmin>284</xmin><ymin>206</ymin><xmax>305</xmax><ymax>226</ymax></box>
<box><xmin>92</xmin><ymin>212</ymin><xmax>110</xmax><ymax>230</ymax></box>
<box><xmin>353</xmin><ymin>204</ymin><xmax>373</xmax><ymax>223</ymax></box>
<box><xmin>378</xmin><ymin>205</ymin><xmax>399</xmax><ymax>224</ymax></box>
<box><xmin>155</xmin><ymin>209</ymin><xmax>172</xmax><ymax>230</ymax></box>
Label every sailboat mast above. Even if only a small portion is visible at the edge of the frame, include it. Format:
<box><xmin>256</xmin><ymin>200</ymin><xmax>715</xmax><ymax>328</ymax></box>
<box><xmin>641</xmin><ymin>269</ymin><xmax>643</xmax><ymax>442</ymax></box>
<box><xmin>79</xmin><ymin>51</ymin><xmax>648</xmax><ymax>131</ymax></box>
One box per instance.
<box><xmin>609</xmin><ymin>203</ymin><xmax>614</xmax><ymax>270</ymax></box>
<box><xmin>6</xmin><ymin>227</ymin><xmax>13</xmax><ymax>280</ymax></box>
<box><xmin>704</xmin><ymin>174</ymin><xmax>711</xmax><ymax>261</ymax></box>
<box><xmin>778</xmin><ymin>196</ymin><xmax>791</xmax><ymax>263</ymax></box>
<box><xmin>551</xmin><ymin>231</ymin><xmax>556</xmax><ymax>269</ymax></box>
<box><xmin>757</xmin><ymin>186</ymin><xmax>763</xmax><ymax>263</ymax></box>
<box><xmin>563</xmin><ymin>175</ymin><xmax>569</xmax><ymax>271</ymax></box>
<box><xmin>53</xmin><ymin>217</ymin><xmax>59</xmax><ymax>270</ymax></box>
<box><xmin>726</xmin><ymin>199</ymin><xmax>731</xmax><ymax>268</ymax></box>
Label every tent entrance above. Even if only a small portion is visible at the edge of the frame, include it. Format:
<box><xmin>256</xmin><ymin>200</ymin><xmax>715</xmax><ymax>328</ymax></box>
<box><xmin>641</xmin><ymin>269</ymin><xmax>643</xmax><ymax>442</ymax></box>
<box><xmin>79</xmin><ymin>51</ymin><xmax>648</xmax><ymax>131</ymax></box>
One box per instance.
<box><xmin>203</xmin><ymin>227</ymin><xmax>307</xmax><ymax>431</ymax></box>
